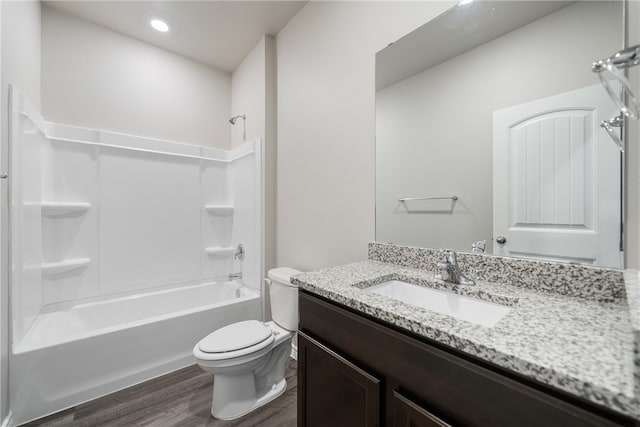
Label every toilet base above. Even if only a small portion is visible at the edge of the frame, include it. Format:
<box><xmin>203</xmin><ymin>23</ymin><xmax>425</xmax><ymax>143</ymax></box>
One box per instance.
<box><xmin>211</xmin><ymin>378</ymin><xmax>287</xmax><ymax>420</ymax></box>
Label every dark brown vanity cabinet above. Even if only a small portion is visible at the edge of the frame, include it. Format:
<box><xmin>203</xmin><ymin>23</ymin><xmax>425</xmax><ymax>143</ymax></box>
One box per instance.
<box><xmin>298</xmin><ymin>291</ymin><xmax>638</xmax><ymax>427</ymax></box>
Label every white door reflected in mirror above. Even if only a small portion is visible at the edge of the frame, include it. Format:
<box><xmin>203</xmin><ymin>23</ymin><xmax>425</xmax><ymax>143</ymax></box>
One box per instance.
<box><xmin>493</xmin><ymin>84</ymin><xmax>622</xmax><ymax>268</ymax></box>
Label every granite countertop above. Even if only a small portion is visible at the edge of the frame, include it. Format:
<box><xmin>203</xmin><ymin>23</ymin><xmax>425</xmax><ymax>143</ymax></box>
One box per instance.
<box><xmin>292</xmin><ymin>259</ymin><xmax>640</xmax><ymax>420</ymax></box>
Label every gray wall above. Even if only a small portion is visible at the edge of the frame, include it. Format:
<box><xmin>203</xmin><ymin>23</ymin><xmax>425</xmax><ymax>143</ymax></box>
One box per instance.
<box><xmin>41</xmin><ymin>6</ymin><xmax>231</xmax><ymax>148</ymax></box>
<box><xmin>626</xmin><ymin>0</ymin><xmax>640</xmax><ymax>269</ymax></box>
<box><xmin>275</xmin><ymin>1</ymin><xmax>454</xmax><ymax>271</ymax></box>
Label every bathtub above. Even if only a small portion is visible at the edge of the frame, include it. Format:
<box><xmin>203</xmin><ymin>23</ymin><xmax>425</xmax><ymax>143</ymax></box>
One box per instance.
<box><xmin>10</xmin><ymin>281</ymin><xmax>261</xmax><ymax>425</ymax></box>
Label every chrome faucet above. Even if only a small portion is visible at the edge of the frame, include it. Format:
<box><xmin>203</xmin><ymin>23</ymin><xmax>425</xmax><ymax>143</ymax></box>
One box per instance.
<box><xmin>435</xmin><ymin>249</ymin><xmax>475</xmax><ymax>285</ymax></box>
<box><xmin>229</xmin><ymin>272</ymin><xmax>242</xmax><ymax>280</ymax></box>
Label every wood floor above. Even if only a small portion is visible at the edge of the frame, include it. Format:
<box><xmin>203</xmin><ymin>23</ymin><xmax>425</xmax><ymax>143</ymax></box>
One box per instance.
<box><xmin>23</xmin><ymin>359</ymin><xmax>297</xmax><ymax>427</ymax></box>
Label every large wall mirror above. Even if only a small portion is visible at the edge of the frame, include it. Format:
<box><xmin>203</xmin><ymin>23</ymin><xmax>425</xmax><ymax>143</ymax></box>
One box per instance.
<box><xmin>375</xmin><ymin>0</ymin><xmax>625</xmax><ymax>268</ymax></box>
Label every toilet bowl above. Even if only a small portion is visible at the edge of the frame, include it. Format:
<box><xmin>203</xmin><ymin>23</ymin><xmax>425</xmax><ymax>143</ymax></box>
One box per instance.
<box><xmin>193</xmin><ymin>267</ymin><xmax>300</xmax><ymax>420</ymax></box>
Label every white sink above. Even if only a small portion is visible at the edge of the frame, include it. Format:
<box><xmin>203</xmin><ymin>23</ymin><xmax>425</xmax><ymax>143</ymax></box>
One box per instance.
<box><xmin>367</xmin><ymin>280</ymin><xmax>512</xmax><ymax>327</ymax></box>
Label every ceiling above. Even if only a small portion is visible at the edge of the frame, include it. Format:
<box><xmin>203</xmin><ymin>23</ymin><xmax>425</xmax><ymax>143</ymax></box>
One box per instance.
<box><xmin>43</xmin><ymin>1</ymin><xmax>307</xmax><ymax>72</ymax></box>
<box><xmin>376</xmin><ymin>1</ymin><xmax>573</xmax><ymax>91</ymax></box>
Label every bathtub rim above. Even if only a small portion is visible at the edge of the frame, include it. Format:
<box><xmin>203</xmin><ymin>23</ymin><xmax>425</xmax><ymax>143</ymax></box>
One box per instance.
<box><xmin>39</xmin><ymin>277</ymin><xmax>254</xmax><ymax>314</ymax></box>
<box><xmin>14</xmin><ymin>280</ymin><xmax>259</xmax><ymax>355</ymax></box>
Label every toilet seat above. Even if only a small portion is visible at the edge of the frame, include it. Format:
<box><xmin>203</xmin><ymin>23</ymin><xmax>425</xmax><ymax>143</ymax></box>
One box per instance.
<box><xmin>197</xmin><ymin>320</ymin><xmax>275</xmax><ymax>361</ymax></box>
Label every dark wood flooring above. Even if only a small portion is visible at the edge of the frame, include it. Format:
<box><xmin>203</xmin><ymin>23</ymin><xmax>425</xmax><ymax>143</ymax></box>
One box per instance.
<box><xmin>22</xmin><ymin>359</ymin><xmax>297</xmax><ymax>427</ymax></box>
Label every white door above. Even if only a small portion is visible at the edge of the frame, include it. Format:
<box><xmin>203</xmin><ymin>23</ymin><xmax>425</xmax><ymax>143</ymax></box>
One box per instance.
<box><xmin>493</xmin><ymin>84</ymin><xmax>622</xmax><ymax>268</ymax></box>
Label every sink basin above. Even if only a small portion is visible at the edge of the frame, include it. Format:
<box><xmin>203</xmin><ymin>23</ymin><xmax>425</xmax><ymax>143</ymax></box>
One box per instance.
<box><xmin>367</xmin><ymin>280</ymin><xmax>511</xmax><ymax>327</ymax></box>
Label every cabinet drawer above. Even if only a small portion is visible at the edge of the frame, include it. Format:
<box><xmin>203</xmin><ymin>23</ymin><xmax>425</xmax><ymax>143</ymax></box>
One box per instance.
<box><xmin>298</xmin><ymin>332</ymin><xmax>381</xmax><ymax>427</ymax></box>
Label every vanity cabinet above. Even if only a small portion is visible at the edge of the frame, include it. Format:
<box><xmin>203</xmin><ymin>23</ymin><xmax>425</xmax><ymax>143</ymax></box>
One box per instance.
<box><xmin>298</xmin><ymin>291</ymin><xmax>638</xmax><ymax>427</ymax></box>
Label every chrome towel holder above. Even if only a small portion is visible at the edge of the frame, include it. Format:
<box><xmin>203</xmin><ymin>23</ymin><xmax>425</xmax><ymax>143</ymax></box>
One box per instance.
<box><xmin>592</xmin><ymin>44</ymin><xmax>640</xmax><ymax>153</ymax></box>
<box><xmin>592</xmin><ymin>44</ymin><xmax>640</xmax><ymax>72</ymax></box>
<box><xmin>592</xmin><ymin>44</ymin><xmax>640</xmax><ymax>121</ymax></box>
<box><xmin>601</xmin><ymin>114</ymin><xmax>624</xmax><ymax>153</ymax></box>
<box><xmin>398</xmin><ymin>195</ymin><xmax>458</xmax><ymax>203</ymax></box>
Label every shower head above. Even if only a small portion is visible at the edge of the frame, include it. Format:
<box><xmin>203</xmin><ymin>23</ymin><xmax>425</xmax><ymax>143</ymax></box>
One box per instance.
<box><xmin>229</xmin><ymin>114</ymin><xmax>246</xmax><ymax>125</ymax></box>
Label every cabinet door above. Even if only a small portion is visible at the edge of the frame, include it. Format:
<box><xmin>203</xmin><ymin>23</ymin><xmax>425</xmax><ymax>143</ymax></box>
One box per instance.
<box><xmin>298</xmin><ymin>332</ymin><xmax>380</xmax><ymax>427</ymax></box>
<box><xmin>392</xmin><ymin>391</ymin><xmax>451</xmax><ymax>427</ymax></box>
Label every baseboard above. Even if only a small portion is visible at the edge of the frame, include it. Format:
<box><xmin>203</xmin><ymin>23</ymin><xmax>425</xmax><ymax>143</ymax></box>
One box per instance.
<box><xmin>1</xmin><ymin>412</ymin><xmax>14</xmax><ymax>427</ymax></box>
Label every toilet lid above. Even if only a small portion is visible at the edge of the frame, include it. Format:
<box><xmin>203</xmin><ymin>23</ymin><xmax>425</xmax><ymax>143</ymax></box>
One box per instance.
<box><xmin>198</xmin><ymin>320</ymin><xmax>273</xmax><ymax>353</ymax></box>
<box><xmin>268</xmin><ymin>267</ymin><xmax>301</xmax><ymax>286</ymax></box>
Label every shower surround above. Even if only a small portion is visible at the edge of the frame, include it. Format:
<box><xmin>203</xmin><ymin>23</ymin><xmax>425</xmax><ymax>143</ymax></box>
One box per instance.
<box><xmin>8</xmin><ymin>87</ymin><xmax>263</xmax><ymax>425</ymax></box>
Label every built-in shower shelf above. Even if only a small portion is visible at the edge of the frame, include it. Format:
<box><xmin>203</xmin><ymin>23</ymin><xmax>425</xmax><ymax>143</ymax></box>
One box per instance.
<box><xmin>28</xmin><ymin>202</ymin><xmax>92</xmax><ymax>216</ymax></box>
<box><xmin>41</xmin><ymin>258</ymin><xmax>91</xmax><ymax>276</ymax></box>
<box><xmin>205</xmin><ymin>246</ymin><xmax>235</xmax><ymax>257</ymax></box>
<box><xmin>204</xmin><ymin>205</ymin><xmax>234</xmax><ymax>215</ymax></box>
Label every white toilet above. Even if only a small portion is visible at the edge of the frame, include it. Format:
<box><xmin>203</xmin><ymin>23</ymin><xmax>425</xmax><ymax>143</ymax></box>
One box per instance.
<box><xmin>193</xmin><ymin>267</ymin><xmax>300</xmax><ymax>420</ymax></box>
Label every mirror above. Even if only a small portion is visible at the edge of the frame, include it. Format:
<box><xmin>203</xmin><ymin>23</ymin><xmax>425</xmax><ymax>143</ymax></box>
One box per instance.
<box><xmin>375</xmin><ymin>0</ymin><xmax>625</xmax><ymax>268</ymax></box>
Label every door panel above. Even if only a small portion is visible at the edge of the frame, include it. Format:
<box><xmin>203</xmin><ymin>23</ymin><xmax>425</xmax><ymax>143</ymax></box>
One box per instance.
<box><xmin>392</xmin><ymin>391</ymin><xmax>452</xmax><ymax>427</ymax></box>
<box><xmin>298</xmin><ymin>332</ymin><xmax>380</xmax><ymax>427</ymax></box>
<box><xmin>493</xmin><ymin>84</ymin><xmax>622</xmax><ymax>267</ymax></box>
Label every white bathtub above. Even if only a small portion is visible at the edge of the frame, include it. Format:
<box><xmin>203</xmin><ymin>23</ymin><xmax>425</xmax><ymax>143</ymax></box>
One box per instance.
<box><xmin>10</xmin><ymin>281</ymin><xmax>261</xmax><ymax>425</ymax></box>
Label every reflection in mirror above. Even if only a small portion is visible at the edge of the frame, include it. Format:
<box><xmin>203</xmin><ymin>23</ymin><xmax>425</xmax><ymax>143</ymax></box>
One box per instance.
<box><xmin>375</xmin><ymin>1</ymin><xmax>624</xmax><ymax>268</ymax></box>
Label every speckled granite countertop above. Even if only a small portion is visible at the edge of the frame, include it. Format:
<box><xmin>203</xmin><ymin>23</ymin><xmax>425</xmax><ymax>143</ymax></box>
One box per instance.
<box><xmin>292</xmin><ymin>255</ymin><xmax>640</xmax><ymax>420</ymax></box>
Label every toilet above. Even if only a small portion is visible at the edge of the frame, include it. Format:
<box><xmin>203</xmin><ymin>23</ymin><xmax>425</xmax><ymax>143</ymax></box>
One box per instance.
<box><xmin>193</xmin><ymin>267</ymin><xmax>300</xmax><ymax>420</ymax></box>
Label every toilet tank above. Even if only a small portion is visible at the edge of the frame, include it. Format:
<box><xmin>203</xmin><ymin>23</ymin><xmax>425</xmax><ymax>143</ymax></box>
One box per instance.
<box><xmin>268</xmin><ymin>267</ymin><xmax>301</xmax><ymax>331</ymax></box>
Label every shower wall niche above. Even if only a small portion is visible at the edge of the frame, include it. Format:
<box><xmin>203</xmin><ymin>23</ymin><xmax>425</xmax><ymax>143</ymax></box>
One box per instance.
<box><xmin>10</xmin><ymin>87</ymin><xmax>262</xmax><ymax>348</ymax></box>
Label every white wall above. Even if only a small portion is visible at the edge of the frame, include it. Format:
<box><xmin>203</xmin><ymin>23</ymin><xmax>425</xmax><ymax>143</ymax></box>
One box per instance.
<box><xmin>376</xmin><ymin>1</ymin><xmax>620</xmax><ymax>253</ymax></box>
<box><xmin>276</xmin><ymin>1</ymin><xmax>453</xmax><ymax>271</ymax></box>
<box><xmin>626</xmin><ymin>0</ymin><xmax>640</xmax><ymax>269</ymax></box>
<box><xmin>41</xmin><ymin>6</ymin><xmax>231</xmax><ymax>149</ymax></box>
<box><xmin>231</xmin><ymin>37</ymin><xmax>266</xmax><ymax>149</ymax></box>
<box><xmin>0</xmin><ymin>0</ymin><xmax>41</xmax><ymax>421</ymax></box>
<box><xmin>231</xmin><ymin>36</ymin><xmax>277</xmax><ymax>285</ymax></box>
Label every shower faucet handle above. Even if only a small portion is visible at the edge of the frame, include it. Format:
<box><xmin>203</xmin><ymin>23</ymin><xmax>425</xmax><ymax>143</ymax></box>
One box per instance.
<box><xmin>234</xmin><ymin>243</ymin><xmax>245</xmax><ymax>261</ymax></box>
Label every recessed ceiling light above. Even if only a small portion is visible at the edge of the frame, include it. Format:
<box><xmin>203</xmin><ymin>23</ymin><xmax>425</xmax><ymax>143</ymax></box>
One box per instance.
<box><xmin>458</xmin><ymin>0</ymin><xmax>475</xmax><ymax>5</ymax></box>
<box><xmin>150</xmin><ymin>19</ymin><xmax>169</xmax><ymax>33</ymax></box>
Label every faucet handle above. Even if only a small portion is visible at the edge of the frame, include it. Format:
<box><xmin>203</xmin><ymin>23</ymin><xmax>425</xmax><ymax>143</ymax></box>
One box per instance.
<box><xmin>471</xmin><ymin>240</ymin><xmax>487</xmax><ymax>254</ymax></box>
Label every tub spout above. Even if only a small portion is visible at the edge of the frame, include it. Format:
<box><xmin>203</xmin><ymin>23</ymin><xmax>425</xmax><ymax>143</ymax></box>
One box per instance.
<box><xmin>229</xmin><ymin>272</ymin><xmax>242</xmax><ymax>280</ymax></box>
